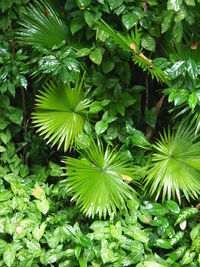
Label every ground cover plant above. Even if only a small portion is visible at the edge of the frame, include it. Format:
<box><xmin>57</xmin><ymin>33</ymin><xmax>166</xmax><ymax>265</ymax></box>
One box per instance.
<box><xmin>0</xmin><ymin>0</ymin><xmax>200</xmax><ymax>266</ymax></box>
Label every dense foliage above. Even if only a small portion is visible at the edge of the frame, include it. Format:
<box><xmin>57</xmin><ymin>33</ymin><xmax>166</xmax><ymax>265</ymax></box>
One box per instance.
<box><xmin>0</xmin><ymin>0</ymin><xmax>200</xmax><ymax>266</ymax></box>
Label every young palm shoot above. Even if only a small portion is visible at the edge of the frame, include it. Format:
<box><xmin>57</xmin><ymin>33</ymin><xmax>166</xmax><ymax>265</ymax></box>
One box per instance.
<box><xmin>144</xmin><ymin>122</ymin><xmax>200</xmax><ymax>203</ymax></box>
<box><xmin>63</xmin><ymin>140</ymin><xmax>137</xmax><ymax>219</ymax></box>
<box><xmin>32</xmin><ymin>74</ymin><xmax>91</xmax><ymax>151</ymax></box>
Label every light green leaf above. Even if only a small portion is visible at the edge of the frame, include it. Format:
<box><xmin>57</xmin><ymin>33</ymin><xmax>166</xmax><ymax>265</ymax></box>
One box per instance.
<box><xmin>32</xmin><ymin>222</ymin><xmax>47</xmax><ymax>241</ymax></box>
<box><xmin>188</xmin><ymin>92</ymin><xmax>197</xmax><ymax>109</ymax></box>
<box><xmin>184</xmin><ymin>0</ymin><xmax>195</xmax><ymax>6</ymax></box>
<box><xmin>95</xmin><ymin>120</ymin><xmax>108</xmax><ymax>135</ymax></box>
<box><xmin>167</xmin><ymin>0</ymin><xmax>183</xmax><ymax>11</ymax></box>
<box><xmin>77</xmin><ymin>48</ymin><xmax>91</xmax><ymax>57</ymax></box>
<box><xmin>0</xmin><ymin>146</ymin><xmax>6</xmax><ymax>152</ymax></box>
<box><xmin>175</xmin><ymin>208</ymin><xmax>198</xmax><ymax>225</ymax></box>
<box><xmin>190</xmin><ymin>223</ymin><xmax>200</xmax><ymax>241</ymax></box>
<box><xmin>3</xmin><ymin>247</ymin><xmax>16</xmax><ymax>267</ymax></box>
<box><xmin>131</xmin><ymin>129</ymin><xmax>151</xmax><ymax>149</ymax></box>
<box><xmin>35</xmin><ymin>198</ymin><xmax>49</xmax><ymax>215</ymax></box>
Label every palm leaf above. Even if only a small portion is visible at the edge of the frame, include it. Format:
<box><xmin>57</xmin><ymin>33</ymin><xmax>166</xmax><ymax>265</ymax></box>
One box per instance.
<box><xmin>17</xmin><ymin>0</ymin><xmax>67</xmax><ymax>48</ymax></box>
<box><xmin>32</xmin><ymin>74</ymin><xmax>91</xmax><ymax>151</ymax></box>
<box><xmin>63</xmin><ymin>140</ymin><xmax>137</xmax><ymax>218</ymax></box>
<box><xmin>144</xmin><ymin>122</ymin><xmax>200</xmax><ymax>203</ymax></box>
<box><xmin>96</xmin><ymin>19</ymin><xmax>167</xmax><ymax>82</ymax></box>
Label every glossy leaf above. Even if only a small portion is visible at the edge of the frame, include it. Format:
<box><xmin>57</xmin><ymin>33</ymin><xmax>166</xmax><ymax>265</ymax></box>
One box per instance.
<box><xmin>32</xmin><ymin>74</ymin><xmax>91</xmax><ymax>151</ymax></box>
<box><xmin>17</xmin><ymin>0</ymin><xmax>67</xmax><ymax>48</ymax></box>
<box><xmin>63</xmin><ymin>140</ymin><xmax>136</xmax><ymax>218</ymax></box>
<box><xmin>175</xmin><ymin>207</ymin><xmax>198</xmax><ymax>225</ymax></box>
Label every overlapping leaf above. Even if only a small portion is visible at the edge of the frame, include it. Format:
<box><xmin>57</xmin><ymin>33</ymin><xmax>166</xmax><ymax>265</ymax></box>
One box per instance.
<box><xmin>17</xmin><ymin>0</ymin><xmax>67</xmax><ymax>48</ymax></box>
<box><xmin>144</xmin><ymin>122</ymin><xmax>200</xmax><ymax>203</ymax></box>
<box><xmin>32</xmin><ymin>74</ymin><xmax>91</xmax><ymax>151</ymax></box>
<box><xmin>63</xmin><ymin>140</ymin><xmax>137</xmax><ymax>218</ymax></box>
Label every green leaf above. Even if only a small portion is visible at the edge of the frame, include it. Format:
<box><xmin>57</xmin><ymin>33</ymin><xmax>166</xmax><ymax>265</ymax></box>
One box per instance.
<box><xmin>76</xmin><ymin>0</ymin><xmax>92</xmax><ymax>8</ymax></box>
<box><xmin>64</xmin><ymin>140</ymin><xmax>135</xmax><ymax>218</ymax></box>
<box><xmin>136</xmin><ymin>261</ymin><xmax>166</xmax><ymax>267</ymax></box>
<box><xmin>102</xmin><ymin>58</ymin><xmax>115</xmax><ymax>73</ymax></box>
<box><xmin>167</xmin><ymin>0</ymin><xmax>183</xmax><ymax>11</ymax></box>
<box><xmin>79</xmin><ymin>257</ymin><xmax>87</xmax><ymax>267</ymax></box>
<box><xmin>141</xmin><ymin>34</ymin><xmax>156</xmax><ymax>52</ymax></box>
<box><xmin>145</xmin><ymin>107</ymin><xmax>157</xmax><ymax>128</ymax></box>
<box><xmin>168</xmin><ymin>246</ymin><xmax>187</xmax><ymax>261</ymax></box>
<box><xmin>32</xmin><ymin>222</ymin><xmax>47</xmax><ymax>241</ymax></box>
<box><xmin>131</xmin><ymin>129</ymin><xmax>151</xmax><ymax>149</ymax></box>
<box><xmin>3</xmin><ymin>247</ymin><xmax>16</xmax><ymax>267</ymax></box>
<box><xmin>77</xmin><ymin>48</ymin><xmax>91</xmax><ymax>57</ymax></box>
<box><xmin>84</xmin><ymin>10</ymin><xmax>101</xmax><ymax>27</ymax></box>
<box><xmin>184</xmin><ymin>0</ymin><xmax>195</xmax><ymax>6</ymax></box>
<box><xmin>23</xmin><ymin>238</ymin><xmax>41</xmax><ymax>252</ymax></box>
<box><xmin>141</xmin><ymin>203</ymin><xmax>168</xmax><ymax>216</ymax></box>
<box><xmin>32</xmin><ymin>75</ymin><xmax>91</xmax><ymax>151</ymax></box>
<box><xmin>117</xmin><ymin>103</ymin><xmax>125</xmax><ymax>116</ymax></box>
<box><xmin>101</xmin><ymin>240</ymin><xmax>118</xmax><ymax>264</ymax></box>
<box><xmin>89</xmin><ymin>101</ymin><xmax>103</xmax><ymax>113</ymax></box>
<box><xmin>0</xmin><ymin>146</ymin><xmax>6</xmax><ymax>152</ymax></box>
<box><xmin>190</xmin><ymin>223</ymin><xmax>200</xmax><ymax>241</ymax></box>
<box><xmin>95</xmin><ymin>120</ymin><xmax>108</xmax><ymax>135</ymax></box>
<box><xmin>70</xmin><ymin>16</ymin><xmax>85</xmax><ymax>35</ymax></box>
<box><xmin>0</xmin><ymin>203</ymin><xmax>12</xmax><ymax>216</ymax></box>
<box><xmin>0</xmin><ymin>0</ymin><xmax>13</xmax><ymax>13</ymax></box>
<box><xmin>122</xmin><ymin>13</ymin><xmax>138</xmax><ymax>30</ymax></box>
<box><xmin>108</xmin><ymin>0</ymin><xmax>124</xmax><ymax>10</ymax></box>
<box><xmin>0</xmin><ymin>190</ymin><xmax>13</xmax><ymax>202</ymax></box>
<box><xmin>173</xmin><ymin>22</ymin><xmax>183</xmax><ymax>43</ymax></box>
<box><xmin>161</xmin><ymin>11</ymin><xmax>173</xmax><ymax>33</ymax></box>
<box><xmin>89</xmin><ymin>48</ymin><xmax>103</xmax><ymax>65</ymax></box>
<box><xmin>165</xmin><ymin>200</ymin><xmax>180</xmax><ymax>214</ymax></box>
<box><xmin>110</xmin><ymin>221</ymin><xmax>122</xmax><ymax>241</ymax></box>
<box><xmin>187</xmin><ymin>59</ymin><xmax>198</xmax><ymax>79</ymax></box>
<box><xmin>188</xmin><ymin>92</ymin><xmax>197</xmax><ymax>109</ymax></box>
<box><xmin>17</xmin><ymin>1</ymin><xmax>67</xmax><ymax>48</ymax></box>
<box><xmin>35</xmin><ymin>198</ymin><xmax>49</xmax><ymax>214</ymax></box>
<box><xmin>170</xmin><ymin>231</ymin><xmax>184</xmax><ymax>246</ymax></box>
<box><xmin>80</xmin><ymin>236</ymin><xmax>93</xmax><ymax>247</ymax></box>
<box><xmin>181</xmin><ymin>249</ymin><xmax>196</xmax><ymax>265</ymax></box>
<box><xmin>149</xmin><ymin>216</ymin><xmax>169</xmax><ymax>227</ymax></box>
<box><xmin>155</xmin><ymin>239</ymin><xmax>173</xmax><ymax>249</ymax></box>
<box><xmin>126</xmin><ymin>227</ymin><xmax>149</xmax><ymax>244</ymax></box>
<box><xmin>175</xmin><ymin>208</ymin><xmax>198</xmax><ymax>225</ymax></box>
<box><xmin>7</xmin><ymin>108</ymin><xmax>23</xmax><ymax>126</ymax></box>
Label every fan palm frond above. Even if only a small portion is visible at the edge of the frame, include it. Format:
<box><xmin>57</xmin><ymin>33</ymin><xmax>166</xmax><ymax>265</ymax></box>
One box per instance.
<box><xmin>97</xmin><ymin>19</ymin><xmax>167</xmax><ymax>82</ymax></box>
<box><xmin>63</xmin><ymin>140</ymin><xmax>137</xmax><ymax>218</ymax></box>
<box><xmin>144</xmin><ymin>122</ymin><xmax>200</xmax><ymax>203</ymax></box>
<box><xmin>32</xmin><ymin>73</ymin><xmax>91</xmax><ymax>151</ymax></box>
<box><xmin>17</xmin><ymin>0</ymin><xmax>67</xmax><ymax>48</ymax></box>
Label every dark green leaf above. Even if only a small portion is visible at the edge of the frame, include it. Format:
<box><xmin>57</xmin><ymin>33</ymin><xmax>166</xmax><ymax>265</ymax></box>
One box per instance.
<box><xmin>89</xmin><ymin>48</ymin><xmax>103</xmax><ymax>65</ymax></box>
<box><xmin>141</xmin><ymin>34</ymin><xmax>156</xmax><ymax>52</ymax></box>
<box><xmin>122</xmin><ymin>13</ymin><xmax>138</xmax><ymax>30</ymax></box>
<box><xmin>165</xmin><ymin>200</ymin><xmax>180</xmax><ymax>214</ymax></box>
